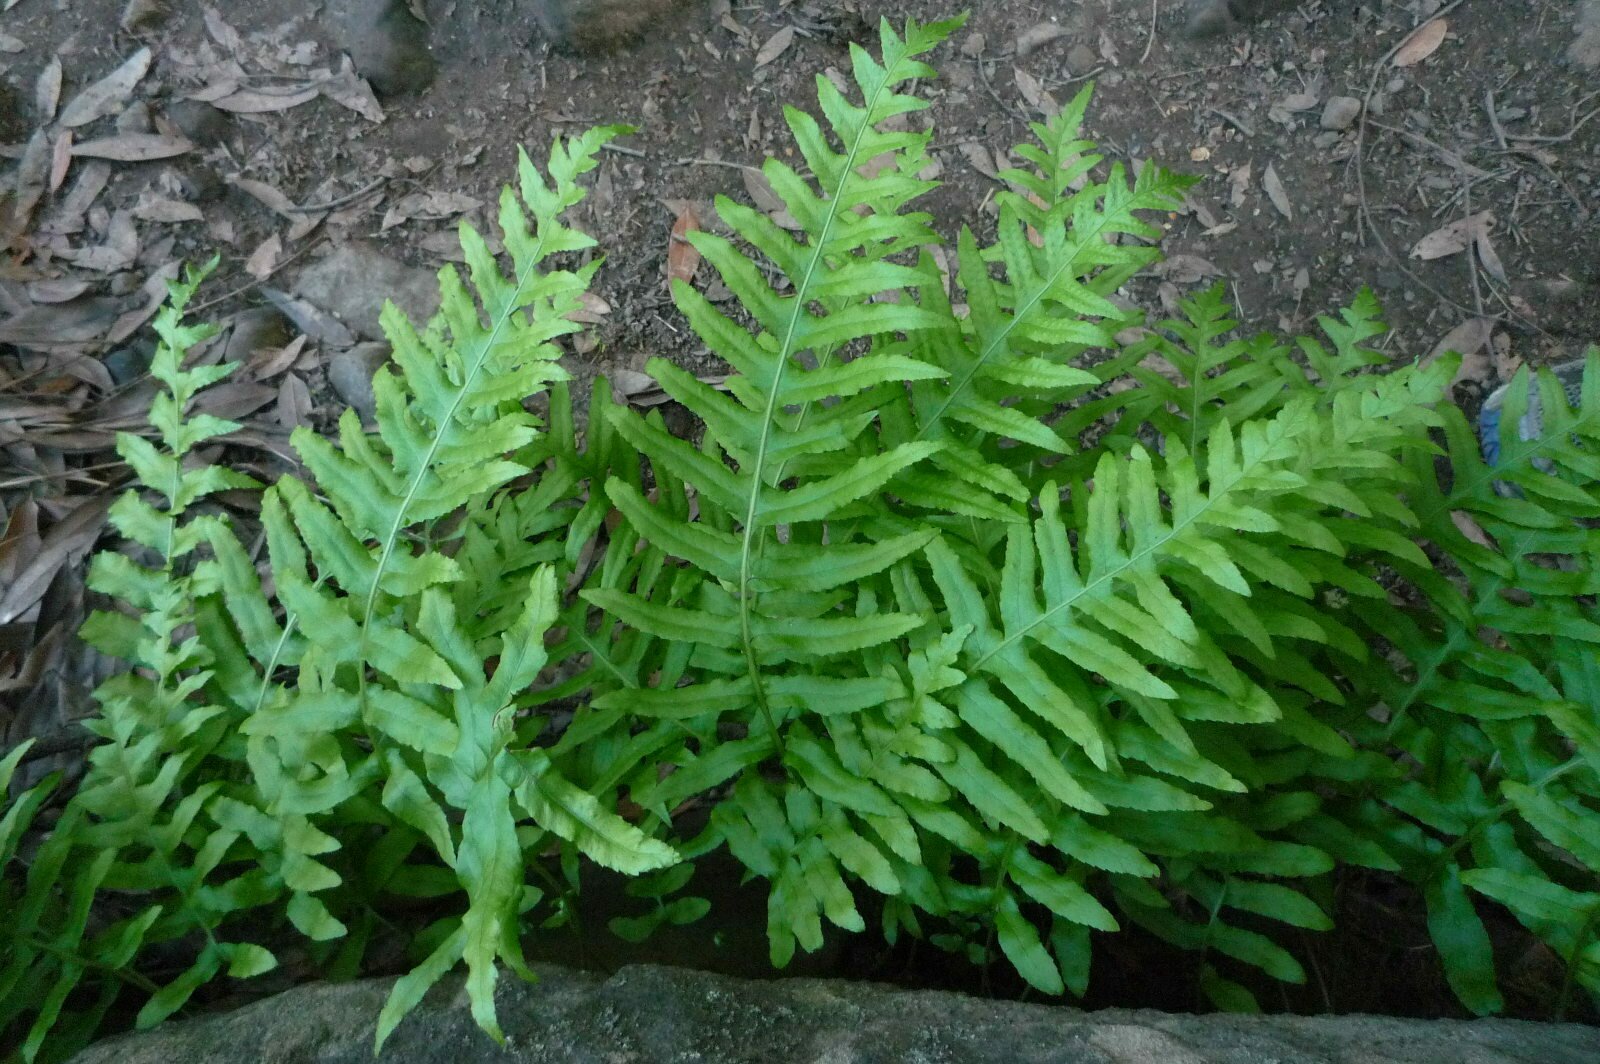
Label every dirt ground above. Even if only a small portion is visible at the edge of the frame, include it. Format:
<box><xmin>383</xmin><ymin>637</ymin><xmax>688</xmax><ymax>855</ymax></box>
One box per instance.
<box><xmin>2</xmin><ymin>0</ymin><xmax>1599</xmax><ymax>1023</ymax></box>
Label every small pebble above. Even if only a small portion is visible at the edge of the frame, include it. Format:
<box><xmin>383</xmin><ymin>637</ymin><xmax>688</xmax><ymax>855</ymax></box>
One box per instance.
<box><xmin>164</xmin><ymin>99</ymin><xmax>230</xmax><ymax>147</ymax></box>
<box><xmin>326</xmin><ymin>342</ymin><xmax>391</xmax><ymax>422</ymax></box>
<box><xmin>1066</xmin><ymin>43</ymin><xmax>1097</xmax><ymax>75</ymax></box>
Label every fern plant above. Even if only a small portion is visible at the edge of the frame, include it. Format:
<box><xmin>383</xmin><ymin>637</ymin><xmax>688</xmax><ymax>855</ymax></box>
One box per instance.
<box><xmin>5</xmin><ymin>15</ymin><xmax>1600</xmax><ymax>1062</ymax></box>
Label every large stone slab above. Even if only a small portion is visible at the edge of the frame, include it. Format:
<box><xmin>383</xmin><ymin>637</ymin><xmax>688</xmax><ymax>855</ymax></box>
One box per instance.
<box><xmin>69</xmin><ymin>963</ymin><xmax>1599</xmax><ymax>1064</ymax></box>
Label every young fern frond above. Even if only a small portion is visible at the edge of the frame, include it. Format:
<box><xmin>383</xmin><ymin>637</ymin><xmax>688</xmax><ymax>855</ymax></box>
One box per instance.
<box><xmin>886</xmin><ymin>89</ymin><xmax>1191</xmax><ymax>518</ymax></box>
<box><xmin>1302</xmin><ymin>352</ymin><xmax>1600</xmax><ymax>1014</ymax></box>
<box><xmin>182</xmin><ymin>130</ymin><xmax>680</xmax><ymax>1051</ymax></box>
<box><xmin>587</xmin><ymin>16</ymin><xmax>967</xmax><ymax>745</ymax></box>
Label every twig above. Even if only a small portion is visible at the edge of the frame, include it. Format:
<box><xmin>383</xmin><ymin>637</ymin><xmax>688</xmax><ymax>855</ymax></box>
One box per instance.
<box><xmin>1140</xmin><ymin>0</ymin><xmax>1160</xmax><ymax>64</ymax></box>
<box><xmin>285</xmin><ymin>176</ymin><xmax>388</xmax><ymax>214</ymax></box>
<box><xmin>600</xmin><ymin>142</ymin><xmax>646</xmax><ymax>159</ymax></box>
<box><xmin>675</xmin><ymin>157</ymin><xmax>762</xmax><ymax>173</ymax></box>
<box><xmin>1206</xmin><ymin>107</ymin><xmax>1255</xmax><ymax>138</ymax></box>
<box><xmin>189</xmin><ymin>236</ymin><xmax>327</xmax><ymax>315</ymax></box>
<box><xmin>1484</xmin><ymin>90</ymin><xmax>1508</xmax><ymax>150</ymax></box>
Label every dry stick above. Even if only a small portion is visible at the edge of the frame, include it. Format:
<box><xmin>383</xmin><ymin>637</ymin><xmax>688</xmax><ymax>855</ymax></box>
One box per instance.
<box><xmin>1140</xmin><ymin>0</ymin><xmax>1160</xmax><ymax>64</ymax></box>
<box><xmin>1352</xmin><ymin>0</ymin><xmax>1517</xmax><ymax>326</ymax></box>
<box><xmin>1484</xmin><ymin>90</ymin><xmax>1509</xmax><ymax>151</ymax></box>
<box><xmin>284</xmin><ymin>176</ymin><xmax>388</xmax><ymax>214</ymax></box>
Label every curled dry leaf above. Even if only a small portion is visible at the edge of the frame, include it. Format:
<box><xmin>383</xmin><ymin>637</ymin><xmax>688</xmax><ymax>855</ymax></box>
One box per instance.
<box><xmin>667</xmin><ymin>204</ymin><xmax>702</xmax><ymax>288</ymax></box>
<box><xmin>1393</xmin><ymin>18</ymin><xmax>1448</xmax><ymax>67</ymax></box>
<box><xmin>1154</xmin><ymin>254</ymin><xmax>1222</xmax><ymax>285</ymax></box>
<box><xmin>57</xmin><ymin>46</ymin><xmax>153</xmax><ymax>127</ymax></box>
<box><xmin>754</xmin><ymin>25</ymin><xmax>794</xmax><ymax>69</ymax></box>
<box><xmin>1410</xmin><ymin>211</ymin><xmax>1493</xmax><ymax>260</ymax></box>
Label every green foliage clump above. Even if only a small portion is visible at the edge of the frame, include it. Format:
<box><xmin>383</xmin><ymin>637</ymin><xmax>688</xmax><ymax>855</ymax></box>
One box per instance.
<box><xmin>3</xmin><ymin>13</ymin><xmax>1598</xmax><ymax>1060</ymax></box>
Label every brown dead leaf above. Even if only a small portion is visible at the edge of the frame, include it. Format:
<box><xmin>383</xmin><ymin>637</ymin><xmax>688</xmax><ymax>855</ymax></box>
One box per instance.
<box><xmin>27</xmin><ymin>279</ymin><xmax>92</xmax><ymax>303</ymax></box>
<box><xmin>48</xmin><ymin>131</ymin><xmax>73</xmax><ymax>194</ymax></box>
<box><xmin>228</xmin><ymin>176</ymin><xmax>298</xmax><ymax>219</ymax></box>
<box><xmin>58</xmin><ymin>47</ymin><xmax>153</xmax><ymax>128</ymax></box>
<box><xmin>1015</xmin><ymin>22</ymin><xmax>1067</xmax><ymax>58</ymax></box>
<box><xmin>667</xmin><ymin>204</ymin><xmax>702</xmax><ymax>288</ymax></box>
<box><xmin>565</xmin><ymin>291</ymin><xmax>612</xmax><ymax>325</ymax></box>
<box><xmin>1393</xmin><ymin>18</ymin><xmax>1448</xmax><ymax>67</ymax></box>
<box><xmin>247</xmin><ymin>333</ymin><xmax>308</xmax><ymax>380</ymax></box>
<box><xmin>319</xmin><ymin>60</ymin><xmax>385</xmax><ymax>123</ymax></box>
<box><xmin>1425</xmin><ymin>317</ymin><xmax>1493</xmax><ymax>386</ymax></box>
<box><xmin>0</xmin><ymin>297</ymin><xmax>121</xmax><ymax>350</ymax></box>
<box><xmin>131</xmin><ymin>195</ymin><xmax>204</xmax><ymax>223</ymax></box>
<box><xmin>959</xmin><ymin>141</ymin><xmax>999</xmax><ymax>180</ymax></box>
<box><xmin>1450</xmin><ymin>510</ymin><xmax>1497</xmax><ymax>549</ymax></box>
<box><xmin>210</xmin><ymin>85</ymin><xmax>320</xmax><ymax>113</ymax></box>
<box><xmin>0</xmin><ymin>495</ymin><xmax>112</xmax><ymax>625</ymax></box>
<box><xmin>1410</xmin><ymin>211</ymin><xmax>1493</xmax><ymax>260</ymax></box>
<box><xmin>1154</xmin><ymin>254</ymin><xmax>1223</xmax><ymax>284</ymax></box>
<box><xmin>71</xmin><ymin>132</ymin><xmax>193</xmax><ymax>162</ymax></box>
<box><xmin>276</xmin><ymin>373</ymin><xmax>313</xmax><ymax>430</ymax></box>
<box><xmin>108</xmin><ymin>261</ymin><xmax>182</xmax><ymax>345</ymax></box>
<box><xmin>1475</xmin><ymin>228</ymin><xmax>1507</xmax><ymax>285</ymax></box>
<box><xmin>1261</xmin><ymin>162</ymin><xmax>1293</xmax><ymax>220</ymax></box>
<box><xmin>1228</xmin><ymin>162</ymin><xmax>1251</xmax><ymax>208</ymax></box>
<box><xmin>245</xmin><ymin>234</ymin><xmax>282</xmax><ymax>279</ymax></box>
<box><xmin>35</xmin><ymin>56</ymin><xmax>63</xmax><ymax>122</ymax></box>
<box><xmin>1280</xmin><ymin>91</ymin><xmax>1318</xmax><ymax>112</ymax></box>
<box><xmin>754</xmin><ymin>25</ymin><xmax>794</xmax><ymax>69</ymax></box>
<box><xmin>1013</xmin><ymin>67</ymin><xmax>1058</xmax><ymax>115</ymax></box>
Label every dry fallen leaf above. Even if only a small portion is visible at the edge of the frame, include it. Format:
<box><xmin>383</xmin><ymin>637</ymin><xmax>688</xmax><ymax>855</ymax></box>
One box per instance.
<box><xmin>1410</xmin><ymin>211</ymin><xmax>1493</xmax><ymax>260</ymax></box>
<box><xmin>754</xmin><ymin>25</ymin><xmax>795</xmax><ymax>69</ymax></box>
<box><xmin>1016</xmin><ymin>22</ymin><xmax>1068</xmax><ymax>58</ymax></box>
<box><xmin>667</xmin><ymin>204</ymin><xmax>702</xmax><ymax>287</ymax></box>
<box><xmin>211</xmin><ymin>86</ymin><xmax>321</xmax><ymax>113</ymax></box>
<box><xmin>1261</xmin><ymin>162</ymin><xmax>1293</xmax><ymax>220</ymax></box>
<box><xmin>35</xmin><ymin>56</ymin><xmax>63</xmax><ymax>122</ymax></box>
<box><xmin>0</xmin><ymin>495</ymin><xmax>112</xmax><ymax>625</ymax></box>
<box><xmin>1013</xmin><ymin>67</ymin><xmax>1058</xmax><ymax>115</ymax></box>
<box><xmin>1450</xmin><ymin>510</ymin><xmax>1497</xmax><ymax>549</ymax></box>
<box><xmin>245</xmin><ymin>234</ymin><xmax>283</xmax><ymax>279</ymax></box>
<box><xmin>277</xmin><ymin>372</ymin><xmax>313</xmax><ymax>430</ymax></box>
<box><xmin>1154</xmin><ymin>254</ymin><xmax>1222</xmax><ymax>284</ymax></box>
<box><xmin>959</xmin><ymin>141</ymin><xmax>999</xmax><ymax>180</ymax></box>
<box><xmin>71</xmin><ymin>132</ymin><xmax>193</xmax><ymax>162</ymax></box>
<box><xmin>1394</xmin><ymin>18</ymin><xmax>1448</xmax><ymax>67</ymax></box>
<box><xmin>1475</xmin><ymin>228</ymin><xmax>1507</xmax><ymax>285</ymax></box>
<box><xmin>58</xmin><ymin>47</ymin><xmax>153</xmax><ymax>128</ymax></box>
<box><xmin>1425</xmin><ymin>317</ymin><xmax>1493</xmax><ymax>386</ymax></box>
<box><xmin>1228</xmin><ymin>162</ymin><xmax>1252</xmax><ymax>208</ymax></box>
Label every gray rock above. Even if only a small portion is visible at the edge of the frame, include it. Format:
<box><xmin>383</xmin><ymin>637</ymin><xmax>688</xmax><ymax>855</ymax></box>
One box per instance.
<box><xmin>67</xmin><ymin>964</ymin><xmax>1600</xmax><ymax>1064</ymax></box>
<box><xmin>1573</xmin><ymin>1</ymin><xmax>1600</xmax><ymax>70</ymax></box>
<box><xmin>102</xmin><ymin>340</ymin><xmax>154</xmax><ymax>386</ymax></box>
<box><xmin>1320</xmin><ymin>95</ymin><xmax>1362</xmax><ymax>131</ymax></box>
<box><xmin>326</xmin><ymin>342</ymin><xmax>391</xmax><ymax>422</ymax></box>
<box><xmin>328</xmin><ymin>0</ymin><xmax>436</xmax><ymax>97</ymax></box>
<box><xmin>1183</xmin><ymin>0</ymin><xmax>1298</xmax><ymax>38</ymax></box>
<box><xmin>292</xmin><ymin>243</ymin><xmax>440</xmax><ymax>342</ymax></box>
<box><xmin>222</xmin><ymin>307</ymin><xmax>290</xmax><ymax>365</ymax></box>
<box><xmin>163</xmin><ymin>100</ymin><xmax>230</xmax><ymax>148</ymax></box>
<box><xmin>1065</xmin><ymin>43</ymin><xmax>1098</xmax><ymax>76</ymax></box>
